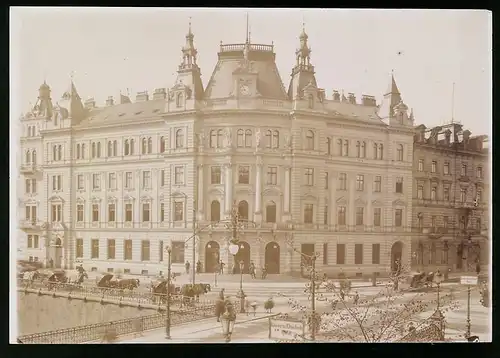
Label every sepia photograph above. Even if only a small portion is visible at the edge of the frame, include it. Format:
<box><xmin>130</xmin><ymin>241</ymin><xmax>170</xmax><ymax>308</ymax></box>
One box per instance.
<box><xmin>10</xmin><ymin>7</ymin><xmax>491</xmax><ymax>343</ymax></box>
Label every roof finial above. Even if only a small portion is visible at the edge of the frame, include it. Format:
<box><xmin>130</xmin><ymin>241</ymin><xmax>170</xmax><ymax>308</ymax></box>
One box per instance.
<box><xmin>70</xmin><ymin>70</ymin><xmax>75</xmax><ymax>81</ymax></box>
<box><xmin>188</xmin><ymin>16</ymin><xmax>192</xmax><ymax>34</ymax></box>
<box><xmin>302</xmin><ymin>15</ymin><xmax>305</xmax><ymax>32</ymax></box>
<box><xmin>246</xmin><ymin>12</ymin><xmax>250</xmax><ymax>43</ymax></box>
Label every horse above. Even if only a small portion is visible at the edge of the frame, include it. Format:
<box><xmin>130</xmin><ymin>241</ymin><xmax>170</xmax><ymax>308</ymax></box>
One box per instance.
<box><xmin>67</xmin><ymin>270</ymin><xmax>88</xmax><ymax>286</ymax></box>
<box><xmin>114</xmin><ymin>278</ymin><xmax>140</xmax><ymax>290</ymax></box>
<box><xmin>22</xmin><ymin>271</ymin><xmax>39</xmax><ymax>287</ymax></box>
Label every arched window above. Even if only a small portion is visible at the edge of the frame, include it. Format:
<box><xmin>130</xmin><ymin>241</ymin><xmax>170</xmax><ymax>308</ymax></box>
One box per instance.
<box><xmin>265</xmin><ymin>130</ymin><xmax>272</xmax><ymax>148</ymax></box>
<box><xmin>147</xmin><ymin>137</ymin><xmax>152</xmax><ymax>153</ymax></box>
<box><xmin>77</xmin><ymin>144</ymin><xmax>81</xmax><ymax>159</ymax></box>
<box><xmin>266</xmin><ymin>201</ymin><xmax>277</xmax><ymax>223</ymax></box>
<box><xmin>272</xmin><ymin>130</ymin><xmax>279</xmax><ymax>148</ymax></box>
<box><xmin>107</xmin><ymin>141</ymin><xmax>112</xmax><ymax>157</ymax></box>
<box><xmin>52</xmin><ymin>145</ymin><xmax>57</xmax><ymax>161</ymax></box>
<box><xmin>113</xmin><ymin>140</ymin><xmax>117</xmax><ymax>156</ymax></box>
<box><xmin>237</xmin><ymin>129</ymin><xmax>244</xmax><ymax>147</ymax></box>
<box><xmin>91</xmin><ymin>142</ymin><xmax>96</xmax><ymax>158</ymax></box>
<box><xmin>430</xmin><ymin>242</ymin><xmax>436</xmax><ymax>264</ymax></box>
<box><xmin>160</xmin><ymin>136</ymin><xmax>166</xmax><ymax>152</ymax></box>
<box><xmin>245</xmin><ymin>129</ymin><xmax>252</xmax><ymax>147</ymax></box>
<box><xmin>176</xmin><ymin>93</ymin><xmax>183</xmax><ymax>108</ymax></box>
<box><xmin>130</xmin><ymin>139</ymin><xmax>135</xmax><ymax>155</ymax></box>
<box><xmin>209</xmin><ymin>131</ymin><xmax>216</xmax><ymax>148</ymax></box>
<box><xmin>142</xmin><ymin>138</ymin><xmax>147</xmax><ymax>154</ymax></box>
<box><xmin>326</xmin><ymin>138</ymin><xmax>331</xmax><ymax>155</ymax></box>
<box><xmin>81</xmin><ymin>144</ymin><xmax>85</xmax><ymax>159</ymax></box>
<box><xmin>417</xmin><ymin>213</ymin><xmax>423</xmax><ymax>229</ymax></box>
<box><xmin>238</xmin><ymin>200</ymin><xmax>249</xmax><ymax>220</ymax></box>
<box><xmin>217</xmin><ymin>130</ymin><xmax>224</xmax><ymax>148</ymax></box>
<box><xmin>308</xmin><ymin>94</ymin><xmax>314</xmax><ymax>109</ymax></box>
<box><xmin>97</xmin><ymin>142</ymin><xmax>101</xmax><ymax>157</ymax></box>
<box><xmin>124</xmin><ymin>139</ymin><xmax>130</xmax><ymax>155</ymax></box>
<box><xmin>25</xmin><ymin>150</ymin><xmax>30</xmax><ymax>164</ymax></box>
<box><xmin>379</xmin><ymin>144</ymin><xmax>384</xmax><ymax>160</ymax></box>
<box><xmin>306</xmin><ymin>130</ymin><xmax>314</xmax><ymax>150</ymax></box>
<box><xmin>361</xmin><ymin>142</ymin><xmax>366</xmax><ymax>158</ymax></box>
<box><xmin>356</xmin><ymin>141</ymin><xmax>361</xmax><ymax>158</ymax></box>
<box><xmin>397</xmin><ymin>144</ymin><xmax>404</xmax><ymax>161</ymax></box>
<box><xmin>175</xmin><ymin>129</ymin><xmax>184</xmax><ymax>148</ymax></box>
<box><xmin>57</xmin><ymin>145</ymin><xmax>62</xmax><ymax>161</ymax></box>
<box><xmin>31</xmin><ymin>150</ymin><xmax>36</xmax><ymax>164</ymax></box>
<box><xmin>337</xmin><ymin>139</ymin><xmax>343</xmax><ymax>155</ymax></box>
<box><xmin>373</xmin><ymin>143</ymin><xmax>378</xmax><ymax>159</ymax></box>
<box><xmin>210</xmin><ymin>200</ymin><xmax>220</xmax><ymax>222</ymax></box>
<box><xmin>343</xmin><ymin>140</ymin><xmax>349</xmax><ymax>156</ymax></box>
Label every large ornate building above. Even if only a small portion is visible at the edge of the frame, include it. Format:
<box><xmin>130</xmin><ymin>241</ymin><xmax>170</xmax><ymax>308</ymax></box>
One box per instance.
<box><xmin>18</xmin><ymin>24</ymin><xmax>416</xmax><ymax>277</ymax></box>
<box><xmin>411</xmin><ymin>123</ymin><xmax>489</xmax><ymax>273</ymax></box>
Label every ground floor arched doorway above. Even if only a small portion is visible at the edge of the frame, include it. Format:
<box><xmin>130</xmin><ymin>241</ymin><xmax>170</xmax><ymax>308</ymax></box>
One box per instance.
<box><xmin>205</xmin><ymin>241</ymin><xmax>220</xmax><ymax>273</ymax></box>
<box><xmin>233</xmin><ymin>241</ymin><xmax>250</xmax><ymax>274</ymax></box>
<box><xmin>391</xmin><ymin>241</ymin><xmax>403</xmax><ymax>272</ymax></box>
<box><xmin>47</xmin><ymin>237</ymin><xmax>63</xmax><ymax>268</ymax></box>
<box><xmin>265</xmin><ymin>242</ymin><xmax>280</xmax><ymax>274</ymax></box>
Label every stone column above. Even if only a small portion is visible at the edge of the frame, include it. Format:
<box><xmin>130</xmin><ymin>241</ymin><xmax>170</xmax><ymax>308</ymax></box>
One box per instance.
<box><xmin>349</xmin><ymin>178</ymin><xmax>356</xmax><ymax>226</ymax></box>
<box><xmin>224</xmin><ymin>163</ymin><xmax>233</xmax><ymax>216</ymax></box>
<box><xmin>197</xmin><ymin>164</ymin><xmax>204</xmax><ymax>216</ymax></box>
<box><xmin>330</xmin><ymin>171</ymin><xmax>336</xmax><ymax>225</ymax></box>
<box><xmin>254</xmin><ymin>157</ymin><xmax>263</xmax><ymax>223</ymax></box>
<box><xmin>283</xmin><ymin>166</ymin><xmax>291</xmax><ymax>222</ymax></box>
<box><xmin>367</xmin><ymin>175</ymin><xmax>373</xmax><ymax>227</ymax></box>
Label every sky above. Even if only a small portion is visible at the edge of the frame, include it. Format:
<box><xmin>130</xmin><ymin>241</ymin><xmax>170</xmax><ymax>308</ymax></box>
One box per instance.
<box><xmin>10</xmin><ymin>8</ymin><xmax>492</xmax><ymax>135</ymax></box>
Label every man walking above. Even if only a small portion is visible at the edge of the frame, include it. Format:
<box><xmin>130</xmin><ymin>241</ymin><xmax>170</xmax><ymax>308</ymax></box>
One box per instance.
<box><xmin>185</xmin><ymin>261</ymin><xmax>190</xmax><ymax>274</ymax></box>
<box><xmin>219</xmin><ymin>260</ymin><xmax>225</xmax><ymax>275</ymax></box>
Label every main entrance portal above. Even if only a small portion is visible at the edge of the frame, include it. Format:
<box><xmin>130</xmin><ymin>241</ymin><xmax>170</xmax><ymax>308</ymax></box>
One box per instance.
<box><xmin>265</xmin><ymin>242</ymin><xmax>280</xmax><ymax>274</ymax></box>
<box><xmin>233</xmin><ymin>241</ymin><xmax>250</xmax><ymax>274</ymax></box>
<box><xmin>205</xmin><ymin>241</ymin><xmax>220</xmax><ymax>273</ymax></box>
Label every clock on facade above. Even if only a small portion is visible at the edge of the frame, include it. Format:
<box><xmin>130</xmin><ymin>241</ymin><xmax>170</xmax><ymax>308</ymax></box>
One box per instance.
<box><xmin>239</xmin><ymin>84</ymin><xmax>250</xmax><ymax>96</ymax></box>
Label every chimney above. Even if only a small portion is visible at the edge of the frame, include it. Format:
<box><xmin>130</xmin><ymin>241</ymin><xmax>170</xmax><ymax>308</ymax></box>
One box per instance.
<box><xmin>332</xmin><ymin>90</ymin><xmax>340</xmax><ymax>101</ymax></box>
<box><xmin>444</xmin><ymin>129</ymin><xmax>451</xmax><ymax>145</ymax></box>
<box><xmin>136</xmin><ymin>91</ymin><xmax>149</xmax><ymax>102</ymax></box>
<box><xmin>347</xmin><ymin>93</ymin><xmax>356</xmax><ymax>104</ymax></box>
<box><xmin>152</xmin><ymin>88</ymin><xmax>166</xmax><ymax>100</ymax></box>
<box><xmin>84</xmin><ymin>97</ymin><xmax>96</xmax><ymax>109</ymax></box>
<box><xmin>105</xmin><ymin>96</ymin><xmax>114</xmax><ymax>106</ymax></box>
<box><xmin>361</xmin><ymin>95</ymin><xmax>377</xmax><ymax>107</ymax></box>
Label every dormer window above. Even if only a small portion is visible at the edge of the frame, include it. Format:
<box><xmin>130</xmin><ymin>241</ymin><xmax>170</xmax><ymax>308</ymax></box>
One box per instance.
<box><xmin>307</xmin><ymin>94</ymin><xmax>314</xmax><ymax>109</ymax></box>
<box><xmin>176</xmin><ymin>93</ymin><xmax>183</xmax><ymax>108</ymax></box>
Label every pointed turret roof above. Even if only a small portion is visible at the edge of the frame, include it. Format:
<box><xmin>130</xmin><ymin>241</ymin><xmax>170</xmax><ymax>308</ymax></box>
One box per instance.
<box><xmin>377</xmin><ymin>73</ymin><xmax>403</xmax><ymax>122</ymax></box>
<box><xmin>385</xmin><ymin>73</ymin><xmax>401</xmax><ymax>96</ymax></box>
<box><xmin>58</xmin><ymin>79</ymin><xmax>84</xmax><ymax>120</ymax></box>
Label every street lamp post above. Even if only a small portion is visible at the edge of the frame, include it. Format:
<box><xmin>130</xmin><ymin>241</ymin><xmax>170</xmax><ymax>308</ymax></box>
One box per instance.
<box><xmin>228</xmin><ymin>243</ymin><xmax>245</xmax><ymax>313</ymax></box>
<box><xmin>165</xmin><ymin>245</ymin><xmax>172</xmax><ymax>340</ymax></box>
<box><xmin>434</xmin><ymin>270</ymin><xmax>443</xmax><ymax>310</ymax></box>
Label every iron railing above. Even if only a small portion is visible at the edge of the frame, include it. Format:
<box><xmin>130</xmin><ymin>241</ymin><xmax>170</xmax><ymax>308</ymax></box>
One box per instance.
<box><xmin>17</xmin><ymin>304</ymin><xmax>216</xmax><ymax>344</ymax></box>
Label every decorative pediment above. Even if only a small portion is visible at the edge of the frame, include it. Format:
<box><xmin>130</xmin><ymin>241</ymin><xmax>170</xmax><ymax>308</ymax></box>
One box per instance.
<box><xmin>263</xmin><ymin>187</ymin><xmax>281</xmax><ymax>197</ymax></box>
<box><xmin>24</xmin><ymin>198</ymin><xmax>38</xmax><ymax>205</ymax></box>
<box><xmin>355</xmin><ymin>197</ymin><xmax>366</xmax><ymax>206</ymax></box>
<box><xmin>91</xmin><ymin>196</ymin><xmax>102</xmax><ymax>202</ymax></box>
<box><xmin>392</xmin><ymin>199</ymin><xmax>406</xmax><ymax>207</ymax></box>
<box><xmin>76</xmin><ymin>197</ymin><xmax>85</xmax><ymax>203</ymax></box>
<box><xmin>141</xmin><ymin>195</ymin><xmax>153</xmax><ymax>202</ymax></box>
<box><xmin>372</xmin><ymin>199</ymin><xmax>383</xmax><ymax>206</ymax></box>
<box><xmin>171</xmin><ymin>191</ymin><xmax>187</xmax><ymax>199</ymax></box>
<box><xmin>236</xmin><ymin>187</ymin><xmax>253</xmax><ymax>195</ymax></box>
<box><xmin>336</xmin><ymin>196</ymin><xmax>347</xmax><ymax>205</ymax></box>
<box><xmin>48</xmin><ymin>195</ymin><xmax>64</xmax><ymax>202</ymax></box>
<box><xmin>302</xmin><ymin>193</ymin><xmax>317</xmax><ymax>201</ymax></box>
<box><xmin>107</xmin><ymin>196</ymin><xmax>117</xmax><ymax>202</ymax></box>
<box><xmin>123</xmin><ymin>194</ymin><xmax>135</xmax><ymax>201</ymax></box>
<box><xmin>208</xmin><ymin>187</ymin><xmax>224</xmax><ymax>196</ymax></box>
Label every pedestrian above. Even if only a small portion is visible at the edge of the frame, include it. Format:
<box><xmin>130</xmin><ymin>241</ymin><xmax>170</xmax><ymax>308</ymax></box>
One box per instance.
<box><xmin>196</xmin><ymin>260</ymin><xmax>202</xmax><ymax>274</ymax></box>
<box><xmin>249</xmin><ymin>262</ymin><xmax>256</xmax><ymax>279</ymax></box>
<box><xmin>219</xmin><ymin>288</ymin><xmax>225</xmax><ymax>300</ymax></box>
<box><xmin>185</xmin><ymin>261</ymin><xmax>190</xmax><ymax>274</ymax></box>
<box><xmin>49</xmin><ymin>258</ymin><xmax>54</xmax><ymax>268</ymax></box>
<box><xmin>353</xmin><ymin>291</ymin><xmax>359</xmax><ymax>305</ymax></box>
<box><xmin>219</xmin><ymin>260</ymin><xmax>225</xmax><ymax>275</ymax></box>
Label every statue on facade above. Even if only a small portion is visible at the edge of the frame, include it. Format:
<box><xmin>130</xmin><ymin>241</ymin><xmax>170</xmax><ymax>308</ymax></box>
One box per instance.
<box><xmin>195</xmin><ymin>132</ymin><xmax>205</xmax><ymax>148</ymax></box>
<box><xmin>224</xmin><ymin>128</ymin><xmax>232</xmax><ymax>148</ymax></box>
<box><xmin>255</xmin><ymin>128</ymin><xmax>262</xmax><ymax>149</ymax></box>
<box><xmin>284</xmin><ymin>133</ymin><xmax>292</xmax><ymax>149</ymax></box>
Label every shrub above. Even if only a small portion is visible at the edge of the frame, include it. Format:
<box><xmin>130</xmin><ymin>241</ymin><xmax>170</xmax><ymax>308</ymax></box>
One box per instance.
<box><xmin>264</xmin><ymin>298</ymin><xmax>275</xmax><ymax>312</ymax></box>
<box><xmin>339</xmin><ymin>279</ymin><xmax>352</xmax><ymax>293</ymax></box>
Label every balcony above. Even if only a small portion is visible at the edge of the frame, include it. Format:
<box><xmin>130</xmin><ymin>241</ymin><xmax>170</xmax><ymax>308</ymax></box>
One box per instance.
<box><xmin>454</xmin><ymin>201</ymin><xmax>477</xmax><ymax>210</ymax></box>
<box><xmin>19</xmin><ymin>220</ymin><xmax>42</xmax><ymax>231</ymax></box>
<box><xmin>20</xmin><ymin>165</ymin><xmax>40</xmax><ymax>175</ymax></box>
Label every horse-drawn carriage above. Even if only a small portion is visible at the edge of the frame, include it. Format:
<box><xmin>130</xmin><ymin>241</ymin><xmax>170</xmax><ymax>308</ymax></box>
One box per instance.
<box><xmin>409</xmin><ymin>271</ymin><xmax>436</xmax><ymax>289</ymax></box>
<box><xmin>150</xmin><ymin>280</ymin><xmax>179</xmax><ymax>303</ymax></box>
<box><xmin>96</xmin><ymin>273</ymin><xmax>140</xmax><ymax>290</ymax></box>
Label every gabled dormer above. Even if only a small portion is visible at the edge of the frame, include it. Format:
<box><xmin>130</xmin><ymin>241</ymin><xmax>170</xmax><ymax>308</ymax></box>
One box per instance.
<box><xmin>53</xmin><ymin>79</ymin><xmax>85</xmax><ymax>127</ymax></box>
<box><xmin>230</xmin><ymin>42</ymin><xmax>260</xmax><ymax>98</ymax></box>
<box><xmin>414</xmin><ymin>124</ymin><xmax>427</xmax><ymax>143</ymax></box>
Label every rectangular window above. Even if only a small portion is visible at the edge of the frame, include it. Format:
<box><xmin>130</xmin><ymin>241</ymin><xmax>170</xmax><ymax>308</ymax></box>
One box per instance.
<box><xmin>431</xmin><ymin>216</ymin><xmax>436</xmax><ymax>228</ymax></box>
<box><xmin>51</xmin><ymin>204</ymin><xmax>62</xmax><ymax>222</ymax></box>
<box><xmin>52</xmin><ymin>175</ymin><xmax>62</xmax><ymax>191</ymax></box>
<box><xmin>141</xmin><ymin>240</ymin><xmax>150</xmax><ymax>261</ymax></box>
<box><xmin>304</xmin><ymin>204</ymin><xmax>314</xmax><ymax>224</ymax></box>
<box><xmin>211</xmin><ymin>166</ymin><xmax>221</xmax><ymax>184</ymax></box>
<box><xmin>107</xmin><ymin>239</ymin><xmax>115</xmax><ymax>259</ymax></box>
<box><xmin>431</xmin><ymin>161</ymin><xmax>437</xmax><ymax>173</ymax></box>
<box><xmin>372</xmin><ymin>244</ymin><xmax>380</xmax><ymax>264</ymax></box>
<box><xmin>125</xmin><ymin>203</ymin><xmax>133</xmax><ymax>222</ymax></box>
<box><xmin>373</xmin><ymin>208</ymin><xmax>381</xmax><ymax>227</ymax></box>
<box><xmin>238</xmin><ymin>166</ymin><xmax>250</xmax><ymax>184</ymax></box>
<box><xmin>108</xmin><ymin>203</ymin><xmax>116</xmax><ymax>222</ymax></box>
<box><xmin>356</xmin><ymin>175</ymin><xmax>364</xmax><ymax>191</ymax></box>
<box><xmin>77</xmin><ymin>174</ymin><xmax>84</xmax><ymax>190</ymax></box>
<box><xmin>395</xmin><ymin>177</ymin><xmax>403</xmax><ymax>193</ymax></box>
<box><xmin>395</xmin><ymin>209</ymin><xmax>403</xmax><ymax>227</ymax></box>
<box><xmin>476</xmin><ymin>166</ymin><xmax>483</xmax><ymax>178</ymax></box>
<box><xmin>76</xmin><ymin>239</ymin><xmax>83</xmax><ymax>258</ymax></box>
<box><xmin>443</xmin><ymin>216</ymin><xmax>449</xmax><ymax>228</ymax></box>
<box><xmin>417</xmin><ymin>185</ymin><xmax>424</xmax><ymax>199</ymax></box>
<box><xmin>461</xmin><ymin>164</ymin><xmax>467</xmax><ymax>176</ymax></box>
<box><xmin>355</xmin><ymin>244</ymin><xmax>363</xmax><ymax>264</ymax></box>
<box><xmin>27</xmin><ymin>235</ymin><xmax>33</xmax><ymax>248</ymax></box>
<box><xmin>159</xmin><ymin>241</ymin><xmax>164</xmax><ymax>262</ymax></box>
<box><xmin>125</xmin><ymin>171</ymin><xmax>133</xmax><ymax>189</ymax></box>
<box><xmin>91</xmin><ymin>239</ymin><xmax>99</xmax><ymax>259</ymax></box>
<box><xmin>171</xmin><ymin>241</ymin><xmax>185</xmax><ymax>264</ymax></box>
<box><xmin>161</xmin><ymin>170</ymin><xmax>166</xmax><ymax>186</ymax></box>
<box><xmin>374</xmin><ymin>176</ymin><xmax>381</xmax><ymax>192</ymax></box>
<box><xmin>142</xmin><ymin>171</ymin><xmax>151</xmax><ymax>188</ymax></box>
<box><xmin>323</xmin><ymin>205</ymin><xmax>328</xmax><ymax>225</ymax></box>
<box><xmin>25</xmin><ymin>179</ymin><xmax>36</xmax><ymax>194</ymax></box>
<box><xmin>92</xmin><ymin>174</ymin><xmax>100</xmax><ymax>190</ymax></box>
<box><xmin>174</xmin><ymin>167</ymin><xmax>184</xmax><ymax>185</ymax></box>
<box><xmin>305</xmin><ymin>168</ymin><xmax>314</xmax><ymax>186</ymax></box>
<box><xmin>142</xmin><ymin>203</ymin><xmax>150</xmax><ymax>222</ymax></box>
<box><xmin>443</xmin><ymin>187</ymin><xmax>450</xmax><ymax>201</ymax></box>
<box><xmin>337</xmin><ymin>206</ymin><xmax>346</xmax><ymax>225</ymax></box>
<box><xmin>160</xmin><ymin>203</ymin><xmax>165</xmax><ymax>222</ymax></box>
<box><xmin>418</xmin><ymin>159</ymin><xmax>424</xmax><ymax>172</ymax></box>
<box><xmin>174</xmin><ymin>202</ymin><xmax>184</xmax><ymax>221</ymax></box>
<box><xmin>324</xmin><ymin>172</ymin><xmax>329</xmax><ymax>189</ymax></box>
<box><xmin>444</xmin><ymin>162</ymin><xmax>450</xmax><ymax>175</ymax></box>
<box><xmin>460</xmin><ymin>189</ymin><xmax>467</xmax><ymax>202</ymax></box>
<box><xmin>355</xmin><ymin>207</ymin><xmax>364</xmax><ymax>225</ymax></box>
<box><xmin>431</xmin><ymin>187</ymin><xmax>437</xmax><ymax>200</ymax></box>
<box><xmin>108</xmin><ymin>172</ymin><xmax>116</xmax><ymax>190</ymax></box>
<box><xmin>124</xmin><ymin>239</ymin><xmax>132</xmax><ymax>260</ymax></box>
<box><xmin>267</xmin><ymin>167</ymin><xmax>278</xmax><ymax>185</ymax></box>
<box><xmin>92</xmin><ymin>204</ymin><xmax>99</xmax><ymax>222</ymax></box>
<box><xmin>323</xmin><ymin>243</ymin><xmax>328</xmax><ymax>265</ymax></box>
<box><xmin>76</xmin><ymin>204</ymin><xmax>84</xmax><ymax>222</ymax></box>
<box><xmin>336</xmin><ymin>244</ymin><xmax>345</xmax><ymax>265</ymax></box>
<box><xmin>338</xmin><ymin>173</ymin><xmax>347</xmax><ymax>190</ymax></box>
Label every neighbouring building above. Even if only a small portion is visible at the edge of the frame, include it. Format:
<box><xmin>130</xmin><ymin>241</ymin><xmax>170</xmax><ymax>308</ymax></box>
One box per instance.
<box><xmin>411</xmin><ymin>123</ymin><xmax>489</xmax><ymax>273</ymax></box>
<box><xmin>17</xmin><ymin>24</ymin><xmax>416</xmax><ymax>277</ymax></box>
